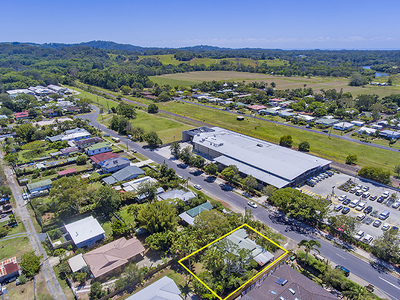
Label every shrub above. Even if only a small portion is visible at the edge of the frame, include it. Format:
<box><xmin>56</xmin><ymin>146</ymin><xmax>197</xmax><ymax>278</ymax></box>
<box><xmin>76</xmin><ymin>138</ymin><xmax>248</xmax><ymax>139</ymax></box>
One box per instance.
<box><xmin>358</xmin><ymin>166</ymin><xmax>391</xmax><ymax>185</ymax></box>
<box><xmin>48</xmin><ymin>228</ymin><xmax>63</xmax><ymax>240</ymax></box>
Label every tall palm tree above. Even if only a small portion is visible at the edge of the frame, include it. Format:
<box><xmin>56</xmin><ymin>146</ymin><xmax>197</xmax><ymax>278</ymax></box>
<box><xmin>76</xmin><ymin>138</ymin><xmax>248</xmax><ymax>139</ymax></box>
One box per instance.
<box><xmin>298</xmin><ymin>239</ymin><xmax>321</xmax><ymax>266</ymax></box>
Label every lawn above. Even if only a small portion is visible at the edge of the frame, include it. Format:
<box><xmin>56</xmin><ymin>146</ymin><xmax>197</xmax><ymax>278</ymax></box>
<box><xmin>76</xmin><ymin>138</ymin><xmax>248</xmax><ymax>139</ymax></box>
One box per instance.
<box><xmin>149</xmin><ymin>71</ymin><xmax>399</xmax><ymax>97</ymax></box>
<box><xmin>100</xmin><ymin>110</ymin><xmax>194</xmax><ymax>144</ymax></box>
<box><xmin>5</xmin><ymin>277</ymin><xmax>35</xmax><ymax>300</ymax></box>
<box><xmin>0</xmin><ymin>236</ymin><xmax>32</xmax><ymax>260</ymax></box>
<box><xmin>155</xmin><ymin>100</ymin><xmax>400</xmax><ymax>171</ymax></box>
<box><xmin>65</xmin><ymin>85</ymin><xmax>119</xmax><ymax>110</ymax></box>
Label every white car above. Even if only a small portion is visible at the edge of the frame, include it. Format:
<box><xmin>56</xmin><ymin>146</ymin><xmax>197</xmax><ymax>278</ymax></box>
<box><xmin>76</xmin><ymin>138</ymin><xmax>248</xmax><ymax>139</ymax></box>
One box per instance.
<box><xmin>194</xmin><ymin>184</ymin><xmax>202</xmax><ymax>190</ymax></box>
<box><xmin>355</xmin><ymin>203</ymin><xmax>366</xmax><ymax>211</ymax></box>
<box><xmin>247</xmin><ymin>201</ymin><xmax>258</xmax><ymax>208</ymax></box>
<box><xmin>382</xmin><ymin>191</ymin><xmax>390</xmax><ymax>198</ymax></box>
<box><xmin>392</xmin><ymin>201</ymin><xmax>400</xmax><ymax>209</ymax></box>
<box><xmin>356</xmin><ymin>213</ymin><xmax>366</xmax><ymax>221</ymax></box>
<box><xmin>338</xmin><ymin>195</ymin><xmax>347</xmax><ymax>202</ymax></box>
<box><xmin>362</xmin><ymin>234</ymin><xmax>374</xmax><ymax>244</ymax></box>
<box><xmin>382</xmin><ymin>223</ymin><xmax>390</xmax><ymax>231</ymax></box>
<box><xmin>354</xmin><ymin>230</ymin><xmax>364</xmax><ymax>240</ymax></box>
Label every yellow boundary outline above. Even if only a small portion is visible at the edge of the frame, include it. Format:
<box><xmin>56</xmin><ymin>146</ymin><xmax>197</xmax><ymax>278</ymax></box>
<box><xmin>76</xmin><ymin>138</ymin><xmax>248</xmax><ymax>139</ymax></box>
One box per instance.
<box><xmin>178</xmin><ymin>223</ymin><xmax>289</xmax><ymax>300</ymax></box>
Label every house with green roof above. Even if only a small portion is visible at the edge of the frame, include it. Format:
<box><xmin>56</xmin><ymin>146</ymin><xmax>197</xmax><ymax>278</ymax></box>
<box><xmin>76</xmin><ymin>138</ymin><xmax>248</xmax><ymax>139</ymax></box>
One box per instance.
<box><xmin>178</xmin><ymin>202</ymin><xmax>213</xmax><ymax>225</ymax></box>
<box><xmin>85</xmin><ymin>142</ymin><xmax>112</xmax><ymax>156</ymax></box>
<box><xmin>27</xmin><ymin>179</ymin><xmax>52</xmax><ymax>193</ymax></box>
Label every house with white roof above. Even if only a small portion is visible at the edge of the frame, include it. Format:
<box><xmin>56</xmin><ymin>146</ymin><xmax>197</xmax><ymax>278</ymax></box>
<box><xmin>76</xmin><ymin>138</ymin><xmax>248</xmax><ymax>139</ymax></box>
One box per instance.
<box><xmin>64</xmin><ymin>216</ymin><xmax>105</xmax><ymax>249</ymax></box>
<box><xmin>333</xmin><ymin>122</ymin><xmax>354</xmax><ymax>131</ymax></box>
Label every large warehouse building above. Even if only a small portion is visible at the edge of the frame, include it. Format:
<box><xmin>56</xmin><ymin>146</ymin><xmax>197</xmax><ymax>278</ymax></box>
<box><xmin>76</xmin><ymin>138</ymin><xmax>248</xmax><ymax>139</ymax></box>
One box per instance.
<box><xmin>182</xmin><ymin>127</ymin><xmax>331</xmax><ymax>188</ymax></box>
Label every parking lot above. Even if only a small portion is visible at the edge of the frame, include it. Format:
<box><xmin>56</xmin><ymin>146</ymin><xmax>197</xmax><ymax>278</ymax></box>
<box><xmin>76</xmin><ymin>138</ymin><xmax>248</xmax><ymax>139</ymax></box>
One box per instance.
<box><xmin>300</xmin><ymin>172</ymin><xmax>400</xmax><ymax>244</ymax></box>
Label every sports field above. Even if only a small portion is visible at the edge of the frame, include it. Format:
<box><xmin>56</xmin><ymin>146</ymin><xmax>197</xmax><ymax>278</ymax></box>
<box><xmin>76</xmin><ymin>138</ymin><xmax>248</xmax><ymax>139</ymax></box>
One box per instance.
<box><xmin>150</xmin><ymin>71</ymin><xmax>400</xmax><ymax>97</ymax></box>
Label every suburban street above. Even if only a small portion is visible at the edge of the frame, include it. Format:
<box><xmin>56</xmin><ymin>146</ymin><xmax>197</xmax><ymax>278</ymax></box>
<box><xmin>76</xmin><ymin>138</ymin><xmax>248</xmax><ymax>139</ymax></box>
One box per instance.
<box><xmin>0</xmin><ymin>153</ymin><xmax>67</xmax><ymax>300</ymax></box>
<box><xmin>80</xmin><ymin>106</ymin><xmax>400</xmax><ymax>300</ymax></box>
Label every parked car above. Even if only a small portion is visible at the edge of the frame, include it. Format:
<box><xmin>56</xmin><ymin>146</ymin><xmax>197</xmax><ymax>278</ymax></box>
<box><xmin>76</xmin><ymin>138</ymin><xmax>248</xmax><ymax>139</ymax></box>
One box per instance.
<box><xmin>354</xmin><ymin>230</ymin><xmax>365</xmax><ymax>240</ymax></box>
<box><xmin>362</xmin><ymin>192</ymin><xmax>370</xmax><ymax>199</ymax></box>
<box><xmin>379</xmin><ymin>211</ymin><xmax>390</xmax><ymax>220</ymax></box>
<box><xmin>382</xmin><ymin>223</ymin><xmax>390</xmax><ymax>231</ymax></box>
<box><xmin>342</xmin><ymin>207</ymin><xmax>350</xmax><ymax>214</ymax></box>
<box><xmin>356</xmin><ymin>213</ymin><xmax>366</xmax><ymax>221</ymax></box>
<box><xmin>373</xmin><ymin>220</ymin><xmax>382</xmax><ymax>228</ymax></box>
<box><xmin>377</xmin><ymin>197</ymin><xmax>385</xmax><ymax>203</ymax></box>
<box><xmin>343</xmin><ymin>199</ymin><xmax>351</xmax><ymax>205</ymax></box>
<box><xmin>338</xmin><ymin>195</ymin><xmax>347</xmax><ymax>202</ymax></box>
<box><xmin>369</xmin><ymin>195</ymin><xmax>377</xmax><ymax>201</ymax></box>
<box><xmin>194</xmin><ymin>184</ymin><xmax>202</xmax><ymax>190</ymax></box>
<box><xmin>391</xmin><ymin>226</ymin><xmax>399</xmax><ymax>233</ymax></box>
<box><xmin>355</xmin><ymin>203</ymin><xmax>366</xmax><ymax>211</ymax></box>
<box><xmin>362</xmin><ymin>186</ymin><xmax>370</xmax><ymax>192</ymax></box>
<box><xmin>349</xmin><ymin>188</ymin><xmax>357</xmax><ymax>194</ymax></box>
<box><xmin>349</xmin><ymin>199</ymin><xmax>360</xmax><ymax>208</ymax></box>
<box><xmin>364</xmin><ymin>206</ymin><xmax>373</xmax><ymax>214</ymax></box>
<box><xmin>392</xmin><ymin>201</ymin><xmax>400</xmax><ymax>209</ymax></box>
<box><xmin>356</xmin><ymin>184</ymin><xmax>363</xmax><ymax>190</ymax></box>
<box><xmin>327</xmin><ymin>170</ymin><xmax>334</xmax><ymax>176</ymax></box>
<box><xmin>247</xmin><ymin>201</ymin><xmax>257</xmax><ymax>208</ymax></box>
<box><xmin>382</xmin><ymin>191</ymin><xmax>390</xmax><ymax>198</ymax></box>
<box><xmin>362</xmin><ymin>234</ymin><xmax>374</xmax><ymax>244</ymax></box>
<box><xmin>337</xmin><ymin>225</ymin><xmax>345</xmax><ymax>232</ymax></box>
<box><xmin>355</xmin><ymin>190</ymin><xmax>363</xmax><ymax>196</ymax></box>
<box><xmin>334</xmin><ymin>204</ymin><xmax>343</xmax><ymax>212</ymax></box>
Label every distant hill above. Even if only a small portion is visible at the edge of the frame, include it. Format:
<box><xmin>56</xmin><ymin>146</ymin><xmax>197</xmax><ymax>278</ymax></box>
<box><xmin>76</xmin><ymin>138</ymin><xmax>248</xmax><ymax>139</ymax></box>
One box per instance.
<box><xmin>8</xmin><ymin>40</ymin><xmax>231</xmax><ymax>52</ymax></box>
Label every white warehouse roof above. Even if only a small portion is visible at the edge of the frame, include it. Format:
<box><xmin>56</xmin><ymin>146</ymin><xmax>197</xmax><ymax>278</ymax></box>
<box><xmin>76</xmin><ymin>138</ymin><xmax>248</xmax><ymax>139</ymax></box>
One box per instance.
<box><xmin>192</xmin><ymin>127</ymin><xmax>331</xmax><ymax>188</ymax></box>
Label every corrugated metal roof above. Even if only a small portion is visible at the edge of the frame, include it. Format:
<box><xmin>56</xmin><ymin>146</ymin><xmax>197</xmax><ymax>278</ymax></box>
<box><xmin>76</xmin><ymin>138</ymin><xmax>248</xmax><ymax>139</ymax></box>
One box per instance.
<box><xmin>86</xmin><ymin>142</ymin><xmax>110</xmax><ymax>151</ymax></box>
<box><xmin>64</xmin><ymin>216</ymin><xmax>105</xmax><ymax>246</ymax></box>
<box><xmin>27</xmin><ymin>179</ymin><xmax>52</xmax><ymax>190</ymax></box>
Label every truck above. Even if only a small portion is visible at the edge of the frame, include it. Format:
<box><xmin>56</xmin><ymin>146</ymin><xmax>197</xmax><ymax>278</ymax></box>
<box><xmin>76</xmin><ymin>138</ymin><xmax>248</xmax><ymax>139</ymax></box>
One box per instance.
<box><xmin>349</xmin><ymin>199</ymin><xmax>360</xmax><ymax>208</ymax></box>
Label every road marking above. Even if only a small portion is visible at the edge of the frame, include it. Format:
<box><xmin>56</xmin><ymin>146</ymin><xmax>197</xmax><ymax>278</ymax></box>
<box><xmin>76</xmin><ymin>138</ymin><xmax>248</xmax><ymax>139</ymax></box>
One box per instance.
<box><xmin>335</xmin><ymin>253</ymin><xmax>346</xmax><ymax>259</ymax></box>
<box><xmin>379</xmin><ymin>277</ymin><xmax>400</xmax><ymax>292</ymax></box>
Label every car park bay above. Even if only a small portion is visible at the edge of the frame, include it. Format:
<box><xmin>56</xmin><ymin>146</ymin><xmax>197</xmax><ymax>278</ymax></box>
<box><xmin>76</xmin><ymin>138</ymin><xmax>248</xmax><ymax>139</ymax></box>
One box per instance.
<box><xmin>300</xmin><ymin>172</ymin><xmax>400</xmax><ymax>241</ymax></box>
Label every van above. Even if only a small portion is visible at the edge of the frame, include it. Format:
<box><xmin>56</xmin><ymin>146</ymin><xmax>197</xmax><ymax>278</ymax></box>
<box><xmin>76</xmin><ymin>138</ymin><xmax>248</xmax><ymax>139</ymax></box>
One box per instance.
<box><xmin>362</xmin><ymin>234</ymin><xmax>374</xmax><ymax>244</ymax></box>
<box><xmin>379</xmin><ymin>211</ymin><xmax>390</xmax><ymax>220</ymax></box>
<box><xmin>349</xmin><ymin>199</ymin><xmax>360</xmax><ymax>208</ymax></box>
<box><xmin>112</xmin><ymin>137</ymin><xmax>120</xmax><ymax>143</ymax></box>
<box><xmin>335</xmin><ymin>265</ymin><xmax>350</xmax><ymax>277</ymax></box>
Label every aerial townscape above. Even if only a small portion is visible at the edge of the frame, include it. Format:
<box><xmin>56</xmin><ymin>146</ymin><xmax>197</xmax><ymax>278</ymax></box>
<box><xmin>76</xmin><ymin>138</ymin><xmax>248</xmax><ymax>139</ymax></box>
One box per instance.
<box><xmin>2</xmin><ymin>1</ymin><xmax>400</xmax><ymax>300</ymax></box>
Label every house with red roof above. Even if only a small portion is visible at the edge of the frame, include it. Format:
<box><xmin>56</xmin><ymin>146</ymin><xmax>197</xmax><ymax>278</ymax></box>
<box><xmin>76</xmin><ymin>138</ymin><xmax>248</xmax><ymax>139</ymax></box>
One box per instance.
<box><xmin>14</xmin><ymin>110</ymin><xmax>30</xmax><ymax>120</ymax></box>
<box><xmin>90</xmin><ymin>152</ymin><xmax>120</xmax><ymax>166</ymax></box>
<box><xmin>247</xmin><ymin>104</ymin><xmax>267</xmax><ymax>112</ymax></box>
<box><xmin>57</xmin><ymin>168</ymin><xmax>76</xmax><ymax>177</ymax></box>
<box><xmin>0</xmin><ymin>257</ymin><xmax>20</xmax><ymax>283</ymax></box>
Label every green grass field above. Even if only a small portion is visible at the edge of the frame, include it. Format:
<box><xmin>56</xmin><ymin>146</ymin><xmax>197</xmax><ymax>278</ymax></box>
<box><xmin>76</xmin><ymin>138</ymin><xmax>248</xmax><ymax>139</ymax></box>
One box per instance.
<box><xmin>154</xmin><ymin>100</ymin><xmax>400</xmax><ymax>171</ymax></box>
<box><xmin>100</xmin><ymin>109</ymin><xmax>194</xmax><ymax>144</ymax></box>
<box><xmin>138</xmin><ymin>54</ymin><xmax>287</xmax><ymax>68</ymax></box>
<box><xmin>0</xmin><ymin>236</ymin><xmax>32</xmax><ymax>260</ymax></box>
<box><xmin>149</xmin><ymin>71</ymin><xmax>400</xmax><ymax>97</ymax></box>
<box><xmin>66</xmin><ymin>86</ymin><xmax>119</xmax><ymax>109</ymax></box>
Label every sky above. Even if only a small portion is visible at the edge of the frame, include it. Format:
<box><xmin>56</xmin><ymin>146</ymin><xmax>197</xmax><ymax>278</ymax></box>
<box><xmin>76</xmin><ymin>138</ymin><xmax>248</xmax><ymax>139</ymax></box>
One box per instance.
<box><xmin>1</xmin><ymin>0</ymin><xmax>399</xmax><ymax>49</ymax></box>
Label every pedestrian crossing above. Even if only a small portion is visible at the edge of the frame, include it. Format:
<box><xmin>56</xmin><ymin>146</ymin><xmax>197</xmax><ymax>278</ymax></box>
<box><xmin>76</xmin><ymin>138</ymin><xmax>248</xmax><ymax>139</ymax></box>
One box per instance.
<box><xmin>299</xmin><ymin>187</ymin><xmax>319</xmax><ymax>197</ymax></box>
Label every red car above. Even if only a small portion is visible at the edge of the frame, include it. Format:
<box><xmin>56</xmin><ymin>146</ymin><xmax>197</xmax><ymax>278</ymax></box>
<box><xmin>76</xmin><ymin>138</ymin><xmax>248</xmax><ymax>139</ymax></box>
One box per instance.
<box><xmin>337</xmin><ymin>225</ymin><xmax>345</xmax><ymax>232</ymax></box>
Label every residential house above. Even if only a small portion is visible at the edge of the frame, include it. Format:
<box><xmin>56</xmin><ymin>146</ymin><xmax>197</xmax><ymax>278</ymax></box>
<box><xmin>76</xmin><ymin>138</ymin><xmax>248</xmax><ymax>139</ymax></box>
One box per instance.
<box><xmin>64</xmin><ymin>216</ymin><xmax>105</xmax><ymax>249</ymax></box>
<box><xmin>295</xmin><ymin>114</ymin><xmax>315</xmax><ymax>123</ymax></box>
<box><xmin>278</xmin><ymin>110</ymin><xmax>295</xmax><ymax>118</ymax></box>
<box><xmin>60</xmin><ymin>146</ymin><xmax>79</xmax><ymax>156</ymax></box>
<box><xmin>14</xmin><ymin>110</ymin><xmax>30</xmax><ymax>120</ymax></box>
<box><xmin>241</xmin><ymin>264</ymin><xmax>337</xmax><ymax>300</ymax></box>
<box><xmin>75</xmin><ymin>137</ymin><xmax>103</xmax><ymax>150</ymax></box>
<box><xmin>27</xmin><ymin>179</ymin><xmax>52</xmax><ymax>193</ymax></box>
<box><xmin>351</xmin><ymin>120</ymin><xmax>365</xmax><ymax>127</ymax></box>
<box><xmin>102</xmin><ymin>166</ymin><xmax>145</xmax><ymax>185</ymax></box>
<box><xmin>62</xmin><ymin>129</ymin><xmax>91</xmax><ymax>142</ymax></box>
<box><xmin>247</xmin><ymin>104</ymin><xmax>267</xmax><ymax>112</ymax></box>
<box><xmin>380</xmin><ymin>130</ymin><xmax>400</xmax><ymax>139</ymax></box>
<box><xmin>178</xmin><ymin>202</ymin><xmax>213</xmax><ymax>225</ymax></box>
<box><xmin>67</xmin><ymin>254</ymin><xmax>88</xmax><ymax>273</ymax></box>
<box><xmin>121</xmin><ymin>176</ymin><xmax>158</xmax><ymax>192</ymax></box>
<box><xmin>377</xmin><ymin>120</ymin><xmax>389</xmax><ymax>127</ymax></box>
<box><xmin>67</xmin><ymin>107</ymin><xmax>81</xmax><ymax>114</ymax></box>
<box><xmin>333</xmin><ymin>122</ymin><xmax>354</xmax><ymax>131</ymax></box>
<box><xmin>158</xmin><ymin>189</ymin><xmax>196</xmax><ymax>205</ymax></box>
<box><xmin>90</xmin><ymin>152</ymin><xmax>120</xmax><ymax>166</ymax></box>
<box><xmin>124</xmin><ymin>276</ymin><xmax>182</xmax><ymax>300</ymax></box>
<box><xmin>85</xmin><ymin>142</ymin><xmax>112</xmax><ymax>156</ymax></box>
<box><xmin>29</xmin><ymin>86</ymin><xmax>54</xmax><ymax>96</ymax></box>
<box><xmin>372</xmin><ymin>124</ymin><xmax>383</xmax><ymax>130</ymax></box>
<box><xmin>269</xmin><ymin>98</ymin><xmax>283</xmax><ymax>107</ymax></box>
<box><xmin>43</xmin><ymin>109</ymin><xmax>59</xmax><ymax>117</ymax></box>
<box><xmin>57</xmin><ymin>168</ymin><xmax>76</xmax><ymax>177</ymax></box>
<box><xmin>45</xmin><ymin>134</ymin><xmax>64</xmax><ymax>143</ymax></box>
<box><xmin>315</xmin><ymin>117</ymin><xmax>339</xmax><ymax>126</ymax></box>
<box><xmin>100</xmin><ymin>157</ymin><xmax>130</xmax><ymax>174</ymax></box>
<box><xmin>83</xmin><ymin>237</ymin><xmax>145</xmax><ymax>280</ymax></box>
<box><xmin>358</xmin><ymin>127</ymin><xmax>376</xmax><ymax>135</ymax></box>
<box><xmin>226</xmin><ymin>228</ymin><xmax>274</xmax><ymax>266</ymax></box>
<box><xmin>0</xmin><ymin>257</ymin><xmax>20</xmax><ymax>283</ymax></box>
<box><xmin>259</xmin><ymin>108</ymin><xmax>280</xmax><ymax>116</ymax></box>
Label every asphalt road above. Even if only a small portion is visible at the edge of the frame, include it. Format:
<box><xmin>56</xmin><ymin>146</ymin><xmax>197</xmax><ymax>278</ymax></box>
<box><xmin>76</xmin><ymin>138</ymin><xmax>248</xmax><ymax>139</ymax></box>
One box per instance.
<box><xmin>0</xmin><ymin>153</ymin><xmax>67</xmax><ymax>300</ymax></box>
<box><xmin>80</xmin><ymin>106</ymin><xmax>400</xmax><ymax>300</ymax></box>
